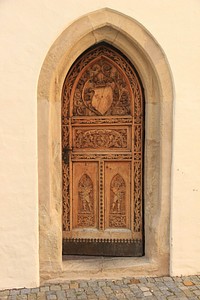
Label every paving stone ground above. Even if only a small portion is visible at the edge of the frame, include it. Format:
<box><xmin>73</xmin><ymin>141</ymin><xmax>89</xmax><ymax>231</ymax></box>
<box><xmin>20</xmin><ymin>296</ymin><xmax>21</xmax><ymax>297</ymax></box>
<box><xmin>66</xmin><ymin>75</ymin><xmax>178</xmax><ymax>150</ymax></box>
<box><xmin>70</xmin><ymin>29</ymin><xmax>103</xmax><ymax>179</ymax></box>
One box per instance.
<box><xmin>1</xmin><ymin>276</ymin><xmax>200</xmax><ymax>300</ymax></box>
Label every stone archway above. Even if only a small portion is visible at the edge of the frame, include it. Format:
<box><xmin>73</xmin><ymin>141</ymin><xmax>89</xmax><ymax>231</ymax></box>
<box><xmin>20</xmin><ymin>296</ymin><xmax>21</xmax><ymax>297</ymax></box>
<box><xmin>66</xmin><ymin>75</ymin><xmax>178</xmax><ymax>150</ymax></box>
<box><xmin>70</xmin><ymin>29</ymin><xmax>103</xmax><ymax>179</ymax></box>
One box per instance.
<box><xmin>38</xmin><ymin>8</ymin><xmax>173</xmax><ymax>281</ymax></box>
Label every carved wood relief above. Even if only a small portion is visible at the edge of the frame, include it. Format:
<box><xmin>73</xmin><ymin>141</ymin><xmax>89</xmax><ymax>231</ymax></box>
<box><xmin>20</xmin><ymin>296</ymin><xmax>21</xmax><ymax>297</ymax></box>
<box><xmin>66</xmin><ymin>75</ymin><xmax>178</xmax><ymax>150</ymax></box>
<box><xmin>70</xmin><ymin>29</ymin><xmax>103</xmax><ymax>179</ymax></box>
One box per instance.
<box><xmin>62</xmin><ymin>43</ymin><xmax>144</xmax><ymax>256</ymax></box>
<box><xmin>105</xmin><ymin>161</ymin><xmax>130</xmax><ymax>230</ymax></box>
<box><xmin>78</xmin><ymin>174</ymin><xmax>94</xmax><ymax>227</ymax></box>
<box><xmin>109</xmin><ymin>174</ymin><xmax>126</xmax><ymax>228</ymax></box>
<box><xmin>72</xmin><ymin>58</ymin><xmax>131</xmax><ymax>116</ymax></box>
<box><xmin>74</xmin><ymin>128</ymin><xmax>128</xmax><ymax>149</ymax></box>
<box><xmin>72</xmin><ymin>162</ymin><xmax>98</xmax><ymax>229</ymax></box>
<box><xmin>62</xmin><ymin>163</ymin><xmax>70</xmax><ymax>231</ymax></box>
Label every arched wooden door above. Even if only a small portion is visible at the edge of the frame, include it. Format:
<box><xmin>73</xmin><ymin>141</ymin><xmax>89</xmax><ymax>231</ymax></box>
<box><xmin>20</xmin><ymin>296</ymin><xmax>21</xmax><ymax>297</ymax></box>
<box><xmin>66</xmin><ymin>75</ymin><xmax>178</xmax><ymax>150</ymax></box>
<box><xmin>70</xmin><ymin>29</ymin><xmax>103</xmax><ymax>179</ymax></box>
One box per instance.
<box><xmin>62</xmin><ymin>43</ymin><xmax>144</xmax><ymax>256</ymax></box>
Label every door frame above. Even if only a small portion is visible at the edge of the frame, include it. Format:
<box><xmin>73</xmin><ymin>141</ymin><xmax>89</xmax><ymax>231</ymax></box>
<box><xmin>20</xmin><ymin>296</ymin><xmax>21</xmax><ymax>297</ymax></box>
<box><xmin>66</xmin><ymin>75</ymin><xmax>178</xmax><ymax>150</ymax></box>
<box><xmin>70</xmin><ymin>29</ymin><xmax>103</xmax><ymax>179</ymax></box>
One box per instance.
<box><xmin>38</xmin><ymin>8</ymin><xmax>173</xmax><ymax>282</ymax></box>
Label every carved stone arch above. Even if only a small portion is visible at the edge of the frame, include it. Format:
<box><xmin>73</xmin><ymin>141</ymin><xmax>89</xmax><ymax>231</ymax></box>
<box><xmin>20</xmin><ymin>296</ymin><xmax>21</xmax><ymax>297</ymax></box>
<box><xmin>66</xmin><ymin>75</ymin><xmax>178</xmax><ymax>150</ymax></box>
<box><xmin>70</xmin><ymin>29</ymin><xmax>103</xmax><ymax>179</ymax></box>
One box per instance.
<box><xmin>38</xmin><ymin>8</ymin><xmax>173</xmax><ymax>281</ymax></box>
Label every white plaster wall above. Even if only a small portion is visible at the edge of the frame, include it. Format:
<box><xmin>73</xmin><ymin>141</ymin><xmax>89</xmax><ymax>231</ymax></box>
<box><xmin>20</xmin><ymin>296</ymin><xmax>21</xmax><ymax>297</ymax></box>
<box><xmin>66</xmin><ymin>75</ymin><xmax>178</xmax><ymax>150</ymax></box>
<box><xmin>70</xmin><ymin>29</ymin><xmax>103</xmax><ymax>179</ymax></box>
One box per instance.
<box><xmin>0</xmin><ymin>0</ymin><xmax>200</xmax><ymax>289</ymax></box>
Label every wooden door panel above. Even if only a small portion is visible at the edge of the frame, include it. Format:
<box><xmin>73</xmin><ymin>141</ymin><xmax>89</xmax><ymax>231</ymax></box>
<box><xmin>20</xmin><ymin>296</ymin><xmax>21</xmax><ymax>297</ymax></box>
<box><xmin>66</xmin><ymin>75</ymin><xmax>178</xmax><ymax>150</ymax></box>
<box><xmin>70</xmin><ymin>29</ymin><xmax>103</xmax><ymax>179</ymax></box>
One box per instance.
<box><xmin>105</xmin><ymin>161</ymin><xmax>131</xmax><ymax>230</ymax></box>
<box><xmin>72</xmin><ymin>162</ymin><xmax>98</xmax><ymax>230</ymax></box>
<box><xmin>72</xmin><ymin>126</ymin><xmax>132</xmax><ymax>151</ymax></box>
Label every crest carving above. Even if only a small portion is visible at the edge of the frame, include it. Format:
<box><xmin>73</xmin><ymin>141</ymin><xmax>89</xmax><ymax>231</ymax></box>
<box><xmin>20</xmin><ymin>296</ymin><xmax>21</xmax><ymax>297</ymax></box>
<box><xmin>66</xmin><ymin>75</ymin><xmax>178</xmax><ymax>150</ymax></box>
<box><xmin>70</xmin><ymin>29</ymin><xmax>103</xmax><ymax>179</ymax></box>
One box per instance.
<box><xmin>72</xmin><ymin>58</ymin><xmax>131</xmax><ymax>116</ymax></box>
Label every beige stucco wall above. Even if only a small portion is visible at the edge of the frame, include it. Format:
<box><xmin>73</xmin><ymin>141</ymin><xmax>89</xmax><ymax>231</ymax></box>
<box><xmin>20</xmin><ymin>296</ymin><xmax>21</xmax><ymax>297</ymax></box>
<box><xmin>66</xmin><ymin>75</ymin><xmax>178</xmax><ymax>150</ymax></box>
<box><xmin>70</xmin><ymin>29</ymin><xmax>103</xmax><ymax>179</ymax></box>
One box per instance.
<box><xmin>0</xmin><ymin>0</ymin><xmax>200</xmax><ymax>289</ymax></box>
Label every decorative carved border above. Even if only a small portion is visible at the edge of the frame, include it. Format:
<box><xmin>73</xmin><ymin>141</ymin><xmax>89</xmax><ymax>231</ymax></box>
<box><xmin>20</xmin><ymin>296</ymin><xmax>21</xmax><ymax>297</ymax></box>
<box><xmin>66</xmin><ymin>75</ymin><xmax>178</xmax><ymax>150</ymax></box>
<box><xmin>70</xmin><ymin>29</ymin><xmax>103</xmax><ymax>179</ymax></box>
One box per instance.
<box><xmin>71</xmin><ymin>117</ymin><xmax>132</xmax><ymax>125</ymax></box>
<box><xmin>134</xmin><ymin>125</ymin><xmax>142</xmax><ymax>152</ymax></box>
<box><xmin>99</xmin><ymin>161</ymin><xmax>104</xmax><ymax>230</ymax></box>
<box><xmin>134</xmin><ymin>161</ymin><xmax>142</xmax><ymax>232</ymax></box>
<box><xmin>71</xmin><ymin>153</ymin><xmax>133</xmax><ymax>160</ymax></box>
<box><xmin>62</xmin><ymin>163</ymin><xmax>70</xmax><ymax>231</ymax></box>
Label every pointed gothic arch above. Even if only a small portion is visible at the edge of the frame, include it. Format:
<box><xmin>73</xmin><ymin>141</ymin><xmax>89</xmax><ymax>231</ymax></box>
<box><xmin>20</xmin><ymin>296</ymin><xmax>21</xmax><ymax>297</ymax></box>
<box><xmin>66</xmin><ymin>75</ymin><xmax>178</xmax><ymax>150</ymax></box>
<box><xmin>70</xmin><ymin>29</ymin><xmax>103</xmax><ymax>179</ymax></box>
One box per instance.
<box><xmin>38</xmin><ymin>8</ymin><xmax>173</xmax><ymax>281</ymax></box>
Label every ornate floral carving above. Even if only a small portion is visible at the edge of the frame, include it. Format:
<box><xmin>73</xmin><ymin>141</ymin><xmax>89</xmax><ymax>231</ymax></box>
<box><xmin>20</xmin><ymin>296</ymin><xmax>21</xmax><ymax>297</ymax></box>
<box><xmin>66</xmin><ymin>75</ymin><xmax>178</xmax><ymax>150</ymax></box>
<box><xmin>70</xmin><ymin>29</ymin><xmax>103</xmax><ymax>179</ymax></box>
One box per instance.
<box><xmin>71</xmin><ymin>153</ymin><xmax>132</xmax><ymax>160</ymax></box>
<box><xmin>109</xmin><ymin>216</ymin><xmax>126</xmax><ymax>228</ymax></box>
<box><xmin>74</xmin><ymin>129</ymin><xmax>127</xmax><ymax>149</ymax></box>
<box><xmin>134</xmin><ymin>152</ymin><xmax>142</xmax><ymax>160</ymax></box>
<box><xmin>109</xmin><ymin>174</ymin><xmax>126</xmax><ymax>228</ymax></box>
<box><xmin>77</xmin><ymin>174</ymin><xmax>94</xmax><ymax>227</ymax></box>
<box><xmin>77</xmin><ymin>215</ymin><xmax>94</xmax><ymax>227</ymax></box>
<box><xmin>71</xmin><ymin>117</ymin><xmax>132</xmax><ymax>125</ymax></box>
<box><xmin>62</xmin><ymin>125</ymin><xmax>69</xmax><ymax>148</ymax></box>
<box><xmin>62</xmin><ymin>163</ymin><xmax>70</xmax><ymax>231</ymax></box>
<box><xmin>134</xmin><ymin>162</ymin><xmax>142</xmax><ymax>232</ymax></box>
<box><xmin>134</xmin><ymin>125</ymin><xmax>142</xmax><ymax>152</ymax></box>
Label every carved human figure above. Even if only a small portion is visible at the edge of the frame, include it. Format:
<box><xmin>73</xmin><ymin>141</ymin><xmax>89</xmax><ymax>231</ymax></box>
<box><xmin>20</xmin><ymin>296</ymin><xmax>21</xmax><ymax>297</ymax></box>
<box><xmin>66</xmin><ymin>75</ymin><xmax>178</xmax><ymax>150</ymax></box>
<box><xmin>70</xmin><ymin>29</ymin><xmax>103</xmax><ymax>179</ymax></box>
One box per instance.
<box><xmin>79</xmin><ymin>185</ymin><xmax>92</xmax><ymax>212</ymax></box>
<box><xmin>110</xmin><ymin>174</ymin><xmax>126</xmax><ymax>214</ymax></box>
<box><xmin>112</xmin><ymin>186</ymin><xmax>123</xmax><ymax>213</ymax></box>
<box><xmin>78</xmin><ymin>174</ymin><xmax>93</xmax><ymax>213</ymax></box>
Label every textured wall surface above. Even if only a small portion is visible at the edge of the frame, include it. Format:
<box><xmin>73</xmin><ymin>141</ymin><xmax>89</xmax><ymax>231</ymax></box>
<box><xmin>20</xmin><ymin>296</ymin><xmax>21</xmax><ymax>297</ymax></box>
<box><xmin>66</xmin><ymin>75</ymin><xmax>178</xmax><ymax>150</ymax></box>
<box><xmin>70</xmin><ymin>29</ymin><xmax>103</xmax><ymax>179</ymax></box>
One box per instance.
<box><xmin>0</xmin><ymin>0</ymin><xmax>200</xmax><ymax>289</ymax></box>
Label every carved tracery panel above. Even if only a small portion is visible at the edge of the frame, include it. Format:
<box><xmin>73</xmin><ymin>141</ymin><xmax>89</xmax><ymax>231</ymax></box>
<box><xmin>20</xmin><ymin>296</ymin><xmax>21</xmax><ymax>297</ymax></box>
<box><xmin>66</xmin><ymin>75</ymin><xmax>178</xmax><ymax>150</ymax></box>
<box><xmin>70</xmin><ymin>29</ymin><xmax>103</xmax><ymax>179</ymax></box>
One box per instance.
<box><xmin>62</xmin><ymin>43</ymin><xmax>144</xmax><ymax>256</ymax></box>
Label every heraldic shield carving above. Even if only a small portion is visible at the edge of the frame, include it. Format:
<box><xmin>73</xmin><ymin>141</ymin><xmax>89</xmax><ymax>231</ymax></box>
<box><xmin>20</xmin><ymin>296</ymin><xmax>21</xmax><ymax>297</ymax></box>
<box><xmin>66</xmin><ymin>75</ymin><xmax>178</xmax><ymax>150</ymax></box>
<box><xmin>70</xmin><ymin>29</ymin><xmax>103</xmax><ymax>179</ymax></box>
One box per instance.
<box><xmin>62</xmin><ymin>43</ymin><xmax>144</xmax><ymax>256</ymax></box>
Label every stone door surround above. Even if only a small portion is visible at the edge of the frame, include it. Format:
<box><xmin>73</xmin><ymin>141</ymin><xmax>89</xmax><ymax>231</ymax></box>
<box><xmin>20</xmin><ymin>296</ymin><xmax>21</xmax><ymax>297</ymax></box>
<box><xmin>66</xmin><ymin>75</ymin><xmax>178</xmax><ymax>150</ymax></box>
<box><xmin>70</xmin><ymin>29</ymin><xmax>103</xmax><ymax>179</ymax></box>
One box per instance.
<box><xmin>38</xmin><ymin>8</ymin><xmax>173</xmax><ymax>281</ymax></box>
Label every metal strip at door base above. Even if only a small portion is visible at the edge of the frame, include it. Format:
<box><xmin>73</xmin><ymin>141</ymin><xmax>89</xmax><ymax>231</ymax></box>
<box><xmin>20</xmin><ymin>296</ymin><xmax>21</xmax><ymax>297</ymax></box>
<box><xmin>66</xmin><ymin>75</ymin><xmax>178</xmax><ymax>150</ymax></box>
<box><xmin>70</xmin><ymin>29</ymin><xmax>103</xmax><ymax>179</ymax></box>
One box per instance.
<box><xmin>63</xmin><ymin>238</ymin><xmax>144</xmax><ymax>257</ymax></box>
